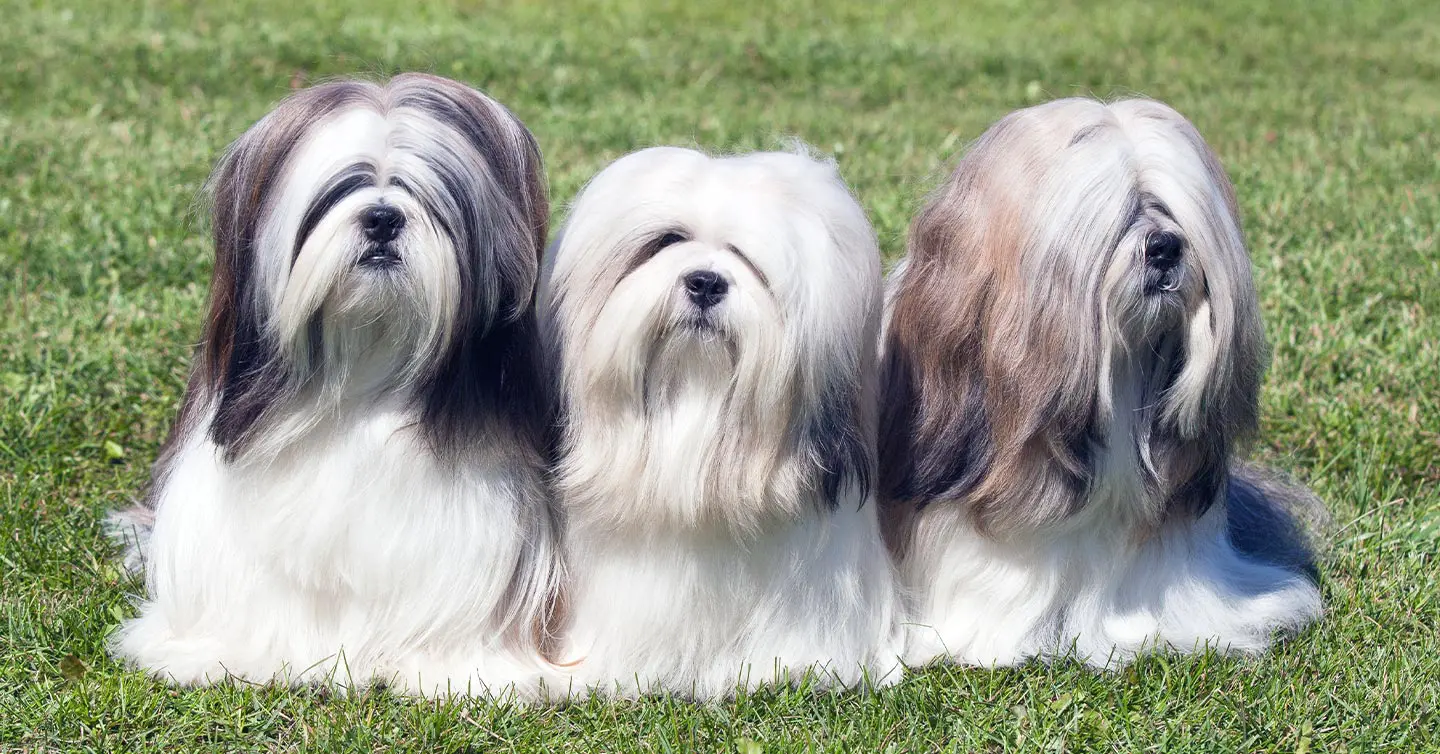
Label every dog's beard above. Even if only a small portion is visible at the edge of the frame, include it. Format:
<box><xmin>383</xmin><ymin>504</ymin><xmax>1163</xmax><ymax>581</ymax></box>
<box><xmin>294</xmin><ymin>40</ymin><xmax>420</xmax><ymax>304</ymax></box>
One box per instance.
<box><xmin>314</xmin><ymin>270</ymin><xmax>429</xmax><ymax>402</ymax></box>
<box><xmin>560</xmin><ymin>271</ymin><xmax>804</xmax><ymax>536</ymax></box>
<box><xmin>644</xmin><ymin>319</ymin><xmax>736</xmax><ymax>409</ymax></box>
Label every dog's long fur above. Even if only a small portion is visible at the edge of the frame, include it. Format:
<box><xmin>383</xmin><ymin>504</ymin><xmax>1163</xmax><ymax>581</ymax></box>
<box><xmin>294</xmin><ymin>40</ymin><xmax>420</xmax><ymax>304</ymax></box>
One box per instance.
<box><xmin>541</xmin><ymin>147</ymin><xmax>903</xmax><ymax>699</ymax></box>
<box><xmin>109</xmin><ymin>74</ymin><xmax>558</xmax><ymax>698</ymax></box>
<box><xmin>880</xmin><ymin>98</ymin><xmax>1323</xmax><ymax>668</ymax></box>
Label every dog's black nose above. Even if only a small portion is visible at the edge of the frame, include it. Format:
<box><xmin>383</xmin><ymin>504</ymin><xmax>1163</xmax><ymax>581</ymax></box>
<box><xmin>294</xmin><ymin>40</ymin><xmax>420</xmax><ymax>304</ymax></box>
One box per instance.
<box><xmin>682</xmin><ymin>270</ymin><xmax>729</xmax><ymax>309</ymax></box>
<box><xmin>1145</xmin><ymin>231</ymin><xmax>1183</xmax><ymax>270</ymax></box>
<box><xmin>360</xmin><ymin>205</ymin><xmax>406</xmax><ymax>243</ymax></box>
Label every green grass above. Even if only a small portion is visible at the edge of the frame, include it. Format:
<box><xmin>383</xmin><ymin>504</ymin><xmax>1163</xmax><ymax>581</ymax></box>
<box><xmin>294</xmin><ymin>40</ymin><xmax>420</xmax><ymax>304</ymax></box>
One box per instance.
<box><xmin>2</xmin><ymin>0</ymin><xmax>1437</xmax><ymax>750</ymax></box>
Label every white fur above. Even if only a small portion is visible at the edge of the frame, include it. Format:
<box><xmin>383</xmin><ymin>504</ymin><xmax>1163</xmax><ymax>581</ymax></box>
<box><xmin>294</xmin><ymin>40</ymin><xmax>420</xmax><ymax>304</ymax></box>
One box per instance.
<box><xmin>899</xmin><ymin>458</ymin><xmax>1323</xmax><ymax>668</ymax></box>
<box><xmin>542</xmin><ymin>147</ymin><xmax>903</xmax><ymax>699</ymax></box>
<box><xmin>117</xmin><ymin>404</ymin><xmax>552</xmax><ymax>696</ymax></box>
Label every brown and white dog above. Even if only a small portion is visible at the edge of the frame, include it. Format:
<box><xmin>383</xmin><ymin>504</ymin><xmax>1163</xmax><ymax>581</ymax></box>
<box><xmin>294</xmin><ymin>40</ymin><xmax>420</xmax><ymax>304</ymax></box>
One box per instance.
<box><xmin>879</xmin><ymin>98</ymin><xmax>1322</xmax><ymax>668</ymax></box>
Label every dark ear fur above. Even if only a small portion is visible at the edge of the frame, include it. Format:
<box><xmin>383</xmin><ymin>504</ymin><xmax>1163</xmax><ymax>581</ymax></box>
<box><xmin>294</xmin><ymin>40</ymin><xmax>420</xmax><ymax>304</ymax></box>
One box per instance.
<box><xmin>800</xmin><ymin>369</ymin><xmax>874</xmax><ymax>510</ymax></box>
<box><xmin>878</xmin><ymin>325</ymin><xmax>994</xmax><ymax>509</ymax></box>
<box><xmin>799</xmin><ymin>202</ymin><xmax>883</xmax><ymax>512</ymax></box>
<box><xmin>391</xmin><ymin>74</ymin><xmax>553</xmax><ymax>458</ymax></box>
<box><xmin>419</xmin><ymin>308</ymin><xmax>552</xmax><ymax>461</ymax></box>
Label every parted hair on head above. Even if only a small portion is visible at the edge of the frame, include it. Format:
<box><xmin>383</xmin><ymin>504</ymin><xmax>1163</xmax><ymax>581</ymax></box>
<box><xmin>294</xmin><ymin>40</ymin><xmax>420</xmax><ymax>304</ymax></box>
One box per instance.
<box><xmin>880</xmin><ymin>97</ymin><xmax>1269</xmax><ymax>540</ymax></box>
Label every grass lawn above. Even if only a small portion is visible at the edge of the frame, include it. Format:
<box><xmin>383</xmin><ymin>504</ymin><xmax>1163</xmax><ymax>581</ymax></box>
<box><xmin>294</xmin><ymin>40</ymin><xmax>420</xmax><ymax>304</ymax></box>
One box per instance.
<box><xmin>2</xmin><ymin>0</ymin><xmax>1437</xmax><ymax>750</ymax></box>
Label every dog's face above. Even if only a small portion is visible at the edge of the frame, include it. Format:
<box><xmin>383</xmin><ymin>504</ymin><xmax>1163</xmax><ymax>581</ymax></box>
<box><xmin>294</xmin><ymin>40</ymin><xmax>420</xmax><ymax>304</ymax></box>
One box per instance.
<box><xmin>881</xmin><ymin>98</ymin><xmax>1265</xmax><ymax>537</ymax></box>
<box><xmin>190</xmin><ymin>75</ymin><xmax>548</xmax><ymax>460</ymax></box>
<box><xmin>543</xmin><ymin>148</ymin><xmax>881</xmax><ymax>532</ymax></box>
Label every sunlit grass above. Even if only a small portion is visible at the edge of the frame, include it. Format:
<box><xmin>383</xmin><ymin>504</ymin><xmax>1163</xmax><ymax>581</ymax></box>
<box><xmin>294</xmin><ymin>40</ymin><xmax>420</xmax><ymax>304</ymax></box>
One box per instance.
<box><xmin>2</xmin><ymin>0</ymin><xmax>1436</xmax><ymax>750</ymax></box>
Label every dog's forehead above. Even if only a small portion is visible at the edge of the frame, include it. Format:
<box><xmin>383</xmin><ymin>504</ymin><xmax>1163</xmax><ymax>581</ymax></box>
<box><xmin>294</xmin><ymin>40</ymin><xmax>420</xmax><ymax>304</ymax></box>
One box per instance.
<box><xmin>288</xmin><ymin>108</ymin><xmax>391</xmax><ymax>172</ymax></box>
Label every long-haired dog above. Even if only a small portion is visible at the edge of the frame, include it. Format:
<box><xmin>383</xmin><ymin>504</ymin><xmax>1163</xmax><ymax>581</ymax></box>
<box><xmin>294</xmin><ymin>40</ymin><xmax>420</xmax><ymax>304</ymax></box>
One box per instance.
<box><xmin>109</xmin><ymin>74</ymin><xmax>557</xmax><ymax>698</ymax></box>
<box><xmin>879</xmin><ymin>98</ymin><xmax>1323</xmax><ymax>668</ymax></box>
<box><xmin>540</xmin><ymin>147</ymin><xmax>902</xmax><ymax>699</ymax></box>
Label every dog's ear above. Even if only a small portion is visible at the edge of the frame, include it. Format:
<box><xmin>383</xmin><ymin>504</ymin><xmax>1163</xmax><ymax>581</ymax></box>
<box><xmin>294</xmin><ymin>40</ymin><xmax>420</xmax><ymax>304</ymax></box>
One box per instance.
<box><xmin>881</xmin><ymin>273</ymin><xmax>1101</xmax><ymax>537</ymax></box>
<box><xmin>419</xmin><ymin>308</ymin><xmax>553</xmax><ymax>463</ymax></box>
<box><xmin>799</xmin><ymin>364</ymin><xmax>874</xmax><ymax>510</ymax></box>
<box><xmin>878</xmin><ymin>115</ymin><xmax>1103</xmax><ymax>538</ymax></box>
<box><xmin>800</xmin><ymin>170</ymin><xmax>885</xmax><ymax>513</ymax></box>
<box><xmin>389</xmin><ymin>76</ymin><xmax>554</xmax><ymax>457</ymax></box>
<box><xmin>878</xmin><ymin>312</ymin><xmax>994</xmax><ymax>512</ymax></box>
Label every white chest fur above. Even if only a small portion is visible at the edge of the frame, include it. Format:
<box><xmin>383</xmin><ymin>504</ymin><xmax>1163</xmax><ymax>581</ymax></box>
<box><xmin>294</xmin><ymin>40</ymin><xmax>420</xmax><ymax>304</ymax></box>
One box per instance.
<box><xmin>899</xmin><ymin>486</ymin><xmax>1323</xmax><ymax>668</ymax></box>
<box><xmin>558</xmin><ymin>494</ymin><xmax>903</xmax><ymax>699</ymax></box>
<box><xmin>113</xmin><ymin>406</ymin><xmax>555</xmax><ymax>698</ymax></box>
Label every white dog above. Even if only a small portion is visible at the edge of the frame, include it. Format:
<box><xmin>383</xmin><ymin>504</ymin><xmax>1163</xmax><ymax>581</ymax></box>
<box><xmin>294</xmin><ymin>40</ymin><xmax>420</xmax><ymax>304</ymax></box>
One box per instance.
<box><xmin>109</xmin><ymin>74</ymin><xmax>558</xmax><ymax>699</ymax></box>
<box><xmin>541</xmin><ymin>147</ymin><xmax>903</xmax><ymax>699</ymax></box>
<box><xmin>879</xmin><ymin>98</ymin><xmax>1323</xmax><ymax>668</ymax></box>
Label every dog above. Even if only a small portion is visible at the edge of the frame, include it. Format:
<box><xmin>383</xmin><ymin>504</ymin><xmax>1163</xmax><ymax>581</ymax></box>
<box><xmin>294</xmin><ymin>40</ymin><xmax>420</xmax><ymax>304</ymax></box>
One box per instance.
<box><xmin>879</xmin><ymin>98</ymin><xmax>1323</xmax><ymax>668</ymax></box>
<box><xmin>109</xmin><ymin>74</ymin><xmax>558</xmax><ymax>699</ymax></box>
<box><xmin>540</xmin><ymin>146</ymin><xmax>903</xmax><ymax>699</ymax></box>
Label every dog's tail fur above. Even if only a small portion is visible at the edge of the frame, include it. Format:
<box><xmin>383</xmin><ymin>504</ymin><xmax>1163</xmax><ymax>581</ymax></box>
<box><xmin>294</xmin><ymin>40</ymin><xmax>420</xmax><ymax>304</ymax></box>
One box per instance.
<box><xmin>1226</xmin><ymin>464</ymin><xmax>1326</xmax><ymax>581</ymax></box>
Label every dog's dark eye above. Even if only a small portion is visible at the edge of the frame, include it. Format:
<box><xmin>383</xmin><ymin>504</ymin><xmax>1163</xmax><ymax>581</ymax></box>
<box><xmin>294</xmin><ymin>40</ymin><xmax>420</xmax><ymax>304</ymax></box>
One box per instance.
<box><xmin>655</xmin><ymin>232</ymin><xmax>687</xmax><ymax>250</ymax></box>
<box><xmin>624</xmin><ymin>231</ymin><xmax>691</xmax><ymax>278</ymax></box>
<box><xmin>1145</xmin><ymin>231</ymin><xmax>1184</xmax><ymax>270</ymax></box>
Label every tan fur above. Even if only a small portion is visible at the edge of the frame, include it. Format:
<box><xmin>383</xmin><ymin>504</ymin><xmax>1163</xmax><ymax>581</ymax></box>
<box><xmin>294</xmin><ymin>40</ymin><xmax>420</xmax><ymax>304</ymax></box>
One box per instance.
<box><xmin>881</xmin><ymin>98</ymin><xmax>1268</xmax><ymax>543</ymax></box>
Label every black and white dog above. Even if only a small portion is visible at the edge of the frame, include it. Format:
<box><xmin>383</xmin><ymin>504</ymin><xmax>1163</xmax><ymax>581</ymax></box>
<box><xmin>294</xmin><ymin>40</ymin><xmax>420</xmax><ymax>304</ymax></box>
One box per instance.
<box><xmin>111</xmin><ymin>74</ymin><xmax>557</xmax><ymax>698</ymax></box>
